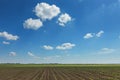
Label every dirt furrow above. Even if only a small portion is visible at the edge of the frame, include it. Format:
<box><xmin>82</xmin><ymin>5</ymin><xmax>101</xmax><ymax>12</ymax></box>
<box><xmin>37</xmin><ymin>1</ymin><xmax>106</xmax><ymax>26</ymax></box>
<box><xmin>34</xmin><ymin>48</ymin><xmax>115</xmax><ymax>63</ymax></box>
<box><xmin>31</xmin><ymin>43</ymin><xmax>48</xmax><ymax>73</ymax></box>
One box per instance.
<box><xmin>50</xmin><ymin>68</ymin><xmax>58</xmax><ymax>80</ymax></box>
<box><xmin>0</xmin><ymin>69</ymin><xmax>23</xmax><ymax>80</ymax></box>
<box><xmin>0</xmin><ymin>67</ymin><xmax>120</xmax><ymax>80</ymax></box>
<box><xmin>53</xmin><ymin>68</ymin><xmax>68</xmax><ymax>80</ymax></box>
<box><xmin>39</xmin><ymin>68</ymin><xmax>47</xmax><ymax>80</ymax></box>
<box><xmin>29</xmin><ymin>69</ymin><xmax>44</xmax><ymax>80</ymax></box>
<box><xmin>60</xmin><ymin>69</ymin><xmax>86</xmax><ymax>80</ymax></box>
<box><xmin>86</xmin><ymin>69</ymin><xmax>119</xmax><ymax>80</ymax></box>
<box><xmin>44</xmin><ymin>68</ymin><xmax>49</xmax><ymax>80</ymax></box>
<box><xmin>7</xmin><ymin>70</ymin><xmax>27</xmax><ymax>80</ymax></box>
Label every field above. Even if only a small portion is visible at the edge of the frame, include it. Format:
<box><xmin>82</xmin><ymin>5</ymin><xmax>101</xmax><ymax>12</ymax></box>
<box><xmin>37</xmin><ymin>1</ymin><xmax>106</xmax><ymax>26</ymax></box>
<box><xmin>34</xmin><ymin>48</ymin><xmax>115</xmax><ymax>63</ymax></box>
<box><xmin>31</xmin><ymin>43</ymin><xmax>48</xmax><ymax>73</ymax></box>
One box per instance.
<box><xmin>0</xmin><ymin>64</ymin><xmax>120</xmax><ymax>80</ymax></box>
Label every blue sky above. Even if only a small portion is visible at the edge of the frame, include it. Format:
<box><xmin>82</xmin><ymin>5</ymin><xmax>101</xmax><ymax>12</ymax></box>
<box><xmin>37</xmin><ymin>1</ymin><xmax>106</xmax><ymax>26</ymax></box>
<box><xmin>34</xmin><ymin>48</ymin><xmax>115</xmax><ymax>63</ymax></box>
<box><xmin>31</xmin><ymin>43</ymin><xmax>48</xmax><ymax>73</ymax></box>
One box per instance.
<box><xmin>0</xmin><ymin>0</ymin><xmax>120</xmax><ymax>64</ymax></box>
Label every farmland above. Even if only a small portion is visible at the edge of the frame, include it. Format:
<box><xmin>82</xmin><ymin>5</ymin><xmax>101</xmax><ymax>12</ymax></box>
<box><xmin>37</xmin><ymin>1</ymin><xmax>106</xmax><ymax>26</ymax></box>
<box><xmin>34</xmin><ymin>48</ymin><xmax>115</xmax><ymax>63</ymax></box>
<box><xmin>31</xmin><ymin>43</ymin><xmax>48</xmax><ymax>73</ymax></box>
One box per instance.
<box><xmin>0</xmin><ymin>64</ymin><xmax>120</xmax><ymax>80</ymax></box>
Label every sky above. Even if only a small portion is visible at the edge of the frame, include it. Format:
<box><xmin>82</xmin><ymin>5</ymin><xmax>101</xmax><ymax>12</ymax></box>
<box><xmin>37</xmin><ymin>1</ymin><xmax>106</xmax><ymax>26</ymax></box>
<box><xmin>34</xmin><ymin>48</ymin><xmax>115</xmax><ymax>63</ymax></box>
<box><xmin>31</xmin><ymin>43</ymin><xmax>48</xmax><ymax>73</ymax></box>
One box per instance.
<box><xmin>0</xmin><ymin>0</ymin><xmax>120</xmax><ymax>64</ymax></box>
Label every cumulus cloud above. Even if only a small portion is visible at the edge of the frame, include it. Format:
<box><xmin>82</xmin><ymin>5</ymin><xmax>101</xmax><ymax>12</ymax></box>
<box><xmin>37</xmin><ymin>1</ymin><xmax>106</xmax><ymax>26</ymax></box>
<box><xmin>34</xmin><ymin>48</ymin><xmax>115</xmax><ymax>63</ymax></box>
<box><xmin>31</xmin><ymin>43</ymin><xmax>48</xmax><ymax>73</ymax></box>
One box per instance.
<box><xmin>84</xmin><ymin>33</ymin><xmax>94</xmax><ymax>39</ymax></box>
<box><xmin>0</xmin><ymin>31</ymin><xmax>19</xmax><ymax>40</ymax></box>
<box><xmin>84</xmin><ymin>30</ymin><xmax>104</xmax><ymax>39</ymax></box>
<box><xmin>96</xmin><ymin>30</ymin><xmax>104</xmax><ymax>37</ymax></box>
<box><xmin>23</xmin><ymin>2</ymin><xmax>72</xmax><ymax>29</ymax></box>
<box><xmin>2</xmin><ymin>41</ymin><xmax>10</xmax><ymax>45</ymax></box>
<box><xmin>58</xmin><ymin>13</ymin><xmax>72</xmax><ymax>26</ymax></box>
<box><xmin>9</xmin><ymin>52</ymin><xmax>16</xmax><ymax>56</ymax></box>
<box><xmin>28</xmin><ymin>52</ymin><xmax>40</xmax><ymax>58</ymax></box>
<box><xmin>98</xmin><ymin>48</ymin><xmax>115</xmax><ymax>54</ymax></box>
<box><xmin>28</xmin><ymin>52</ymin><xmax>34</xmax><ymax>57</ymax></box>
<box><xmin>56</xmin><ymin>43</ymin><xmax>75</xmax><ymax>50</ymax></box>
<box><xmin>34</xmin><ymin>2</ymin><xmax>60</xmax><ymax>20</ymax></box>
<box><xmin>43</xmin><ymin>45</ymin><xmax>54</xmax><ymax>50</ymax></box>
<box><xmin>23</xmin><ymin>18</ymin><xmax>43</xmax><ymax>30</ymax></box>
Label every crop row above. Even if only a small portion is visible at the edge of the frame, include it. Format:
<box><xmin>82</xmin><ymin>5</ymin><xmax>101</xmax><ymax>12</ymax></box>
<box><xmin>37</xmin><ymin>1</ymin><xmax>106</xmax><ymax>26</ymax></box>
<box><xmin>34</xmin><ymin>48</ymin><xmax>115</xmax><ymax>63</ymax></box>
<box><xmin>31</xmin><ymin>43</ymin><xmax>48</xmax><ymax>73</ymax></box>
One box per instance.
<box><xmin>0</xmin><ymin>67</ymin><xmax>120</xmax><ymax>80</ymax></box>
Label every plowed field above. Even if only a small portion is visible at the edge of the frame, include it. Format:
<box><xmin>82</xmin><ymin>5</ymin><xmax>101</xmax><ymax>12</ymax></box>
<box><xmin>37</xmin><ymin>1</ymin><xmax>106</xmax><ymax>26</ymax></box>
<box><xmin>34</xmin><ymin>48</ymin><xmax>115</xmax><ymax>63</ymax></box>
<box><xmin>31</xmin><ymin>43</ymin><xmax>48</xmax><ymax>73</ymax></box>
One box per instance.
<box><xmin>0</xmin><ymin>64</ymin><xmax>120</xmax><ymax>80</ymax></box>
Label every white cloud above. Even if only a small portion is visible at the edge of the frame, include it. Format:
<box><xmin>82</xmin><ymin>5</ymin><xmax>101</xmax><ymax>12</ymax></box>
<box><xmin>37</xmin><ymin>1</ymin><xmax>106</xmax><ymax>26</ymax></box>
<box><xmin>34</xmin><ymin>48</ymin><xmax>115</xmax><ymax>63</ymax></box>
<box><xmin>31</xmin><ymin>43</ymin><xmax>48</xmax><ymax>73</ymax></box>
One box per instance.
<box><xmin>58</xmin><ymin>13</ymin><xmax>72</xmax><ymax>26</ymax></box>
<box><xmin>23</xmin><ymin>18</ymin><xmax>43</xmax><ymax>30</ymax></box>
<box><xmin>43</xmin><ymin>45</ymin><xmax>54</xmax><ymax>50</ymax></box>
<box><xmin>34</xmin><ymin>2</ymin><xmax>60</xmax><ymax>20</ymax></box>
<box><xmin>28</xmin><ymin>52</ymin><xmax>34</xmax><ymax>57</ymax></box>
<box><xmin>98</xmin><ymin>48</ymin><xmax>115</xmax><ymax>54</ymax></box>
<box><xmin>84</xmin><ymin>33</ymin><xmax>94</xmax><ymax>39</ymax></box>
<box><xmin>9</xmin><ymin>52</ymin><xmax>16</xmax><ymax>56</ymax></box>
<box><xmin>96</xmin><ymin>30</ymin><xmax>104</xmax><ymax>37</ymax></box>
<box><xmin>28</xmin><ymin>52</ymin><xmax>40</xmax><ymax>58</ymax></box>
<box><xmin>84</xmin><ymin>30</ymin><xmax>104</xmax><ymax>39</ymax></box>
<box><xmin>0</xmin><ymin>31</ymin><xmax>19</xmax><ymax>40</ymax></box>
<box><xmin>56</xmin><ymin>43</ymin><xmax>75</xmax><ymax>50</ymax></box>
<box><xmin>2</xmin><ymin>41</ymin><xmax>10</xmax><ymax>45</ymax></box>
